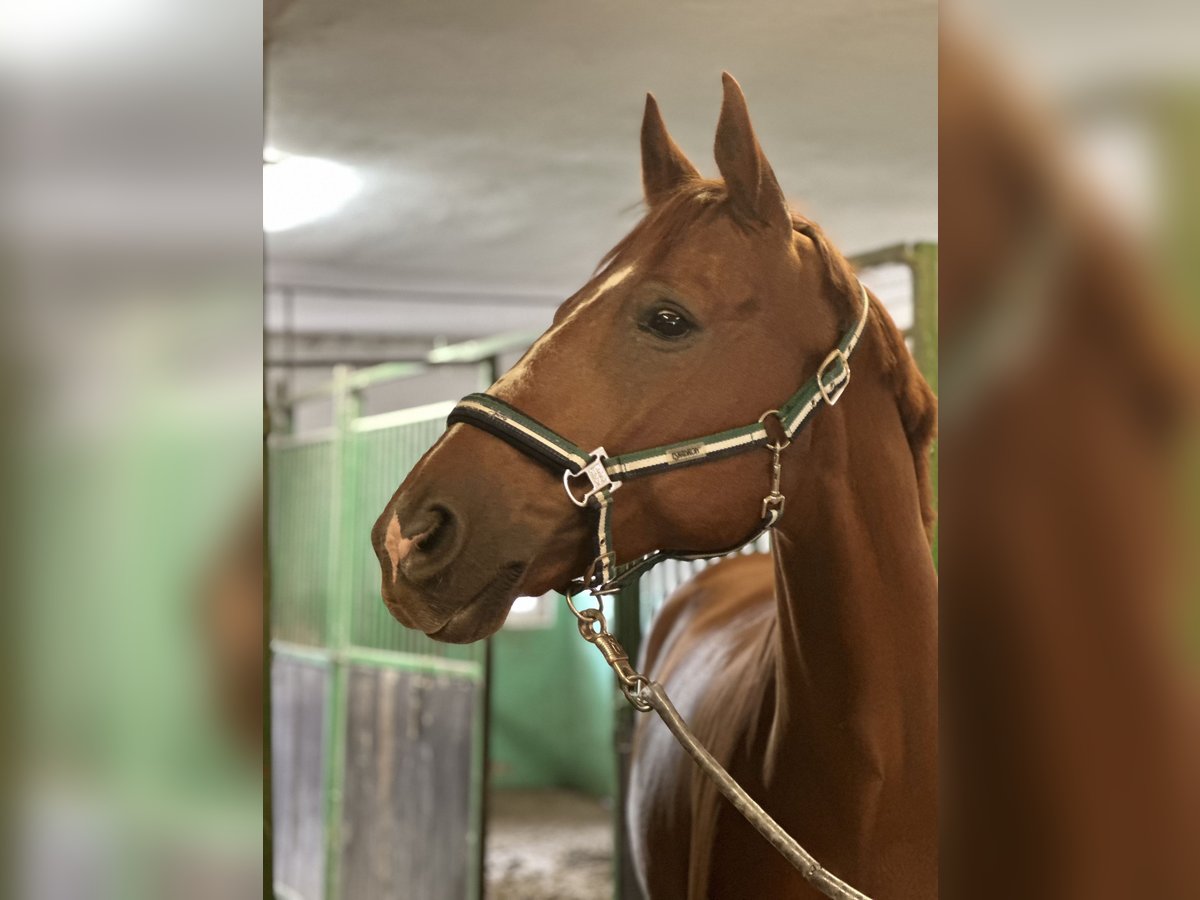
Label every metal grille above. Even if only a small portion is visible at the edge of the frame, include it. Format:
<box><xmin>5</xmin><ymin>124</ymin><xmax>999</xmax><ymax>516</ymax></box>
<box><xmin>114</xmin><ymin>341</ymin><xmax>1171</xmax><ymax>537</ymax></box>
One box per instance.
<box><xmin>270</xmin><ymin>436</ymin><xmax>336</xmax><ymax>646</ymax></box>
<box><xmin>270</xmin><ymin>384</ymin><xmax>486</xmax><ymax>900</ymax></box>
<box><xmin>346</xmin><ymin>412</ymin><xmax>476</xmax><ymax>661</ymax></box>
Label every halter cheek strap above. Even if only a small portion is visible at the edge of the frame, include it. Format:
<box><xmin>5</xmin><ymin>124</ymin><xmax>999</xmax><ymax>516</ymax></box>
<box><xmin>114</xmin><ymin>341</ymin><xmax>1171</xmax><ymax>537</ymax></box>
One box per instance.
<box><xmin>447</xmin><ymin>280</ymin><xmax>871</xmax><ymax>595</ymax></box>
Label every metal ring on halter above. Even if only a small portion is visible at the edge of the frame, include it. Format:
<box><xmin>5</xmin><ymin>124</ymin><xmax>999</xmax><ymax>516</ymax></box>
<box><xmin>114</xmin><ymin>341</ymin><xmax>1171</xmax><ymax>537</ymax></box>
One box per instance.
<box><xmin>574</xmin><ymin>607</ymin><xmax>608</xmax><ymax>641</ymax></box>
<box><xmin>816</xmin><ymin>348</ymin><xmax>850</xmax><ymax>406</ymax></box>
<box><xmin>564</xmin><ymin>590</ymin><xmax>604</xmax><ymax>622</ymax></box>
<box><xmin>579</xmin><ymin>551</ymin><xmax>621</xmax><ymax>596</ymax></box>
<box><xmin>756</xmin><ymin>409</ymin><xmax>793</xmax><ymax>451</ymax></box>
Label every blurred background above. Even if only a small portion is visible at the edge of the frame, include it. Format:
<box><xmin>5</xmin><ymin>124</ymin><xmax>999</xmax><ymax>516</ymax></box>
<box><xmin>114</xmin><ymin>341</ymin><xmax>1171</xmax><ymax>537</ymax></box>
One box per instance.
<box><xmin>263</xmin><ymin>2</ymin><xmax>935</xmax><ymax>899</ymax></box>
<box><xmin>3</xmin><ymin>0</ymin><xmax>262</xmax><ymax>899</ymax></box>
<box><xmin>940</xmin><ymin>2</ymin><xmax>1200</xmax><ymax>898</ymax></box>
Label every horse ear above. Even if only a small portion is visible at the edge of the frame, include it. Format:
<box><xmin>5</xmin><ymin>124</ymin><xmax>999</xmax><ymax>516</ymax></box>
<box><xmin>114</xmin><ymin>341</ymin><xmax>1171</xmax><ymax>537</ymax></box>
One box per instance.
<box><xmin>641</xmin><ymin>93</ymin><xmax>700</xmax><ymax>206</ymax></box>
<box><xmin>713</xmin><ymin>72</ymin><xmax>790</xmax><ymax>232</ymax></box>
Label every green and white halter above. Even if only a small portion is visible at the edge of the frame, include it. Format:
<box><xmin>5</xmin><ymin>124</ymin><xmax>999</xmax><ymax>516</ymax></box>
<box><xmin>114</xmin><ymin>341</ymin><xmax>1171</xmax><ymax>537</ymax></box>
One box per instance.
<box><xmin>447</xmin><ymin>280</ymin><xmax>871</xmax><ymax>596</ymax></box>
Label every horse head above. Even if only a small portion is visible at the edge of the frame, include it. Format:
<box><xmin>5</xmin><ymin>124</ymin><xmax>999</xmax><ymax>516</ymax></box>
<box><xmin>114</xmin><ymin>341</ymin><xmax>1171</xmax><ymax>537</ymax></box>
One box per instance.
<box><xmin>372</xmin><ymin>74</ymin><xmax>864</xmax><ymax>642</ymax></box>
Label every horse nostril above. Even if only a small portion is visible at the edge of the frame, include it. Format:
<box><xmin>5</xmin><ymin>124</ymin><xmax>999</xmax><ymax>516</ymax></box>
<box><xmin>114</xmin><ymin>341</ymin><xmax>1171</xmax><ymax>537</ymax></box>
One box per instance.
<box><xmin>392</xmin><ymin>502</ymin><xmax>462</xmax><ymax>581</ymax></box>
<box><xmin>413</xmin><ymin>505</ymin><xmax>454</xmax><ymax>556</ymax></box>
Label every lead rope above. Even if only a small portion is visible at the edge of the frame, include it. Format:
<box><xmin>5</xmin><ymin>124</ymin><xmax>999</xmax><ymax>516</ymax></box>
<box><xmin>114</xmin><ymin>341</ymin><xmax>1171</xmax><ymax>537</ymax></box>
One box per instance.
<box><xmin>564</xmin><ymin>438</ymin><xmax>875</xmax><ymax>900</ymax></box>
<box><xmin>567</xmin><ymin>599</ymin><xmax>873</xmax><ymax>900</ymax></box>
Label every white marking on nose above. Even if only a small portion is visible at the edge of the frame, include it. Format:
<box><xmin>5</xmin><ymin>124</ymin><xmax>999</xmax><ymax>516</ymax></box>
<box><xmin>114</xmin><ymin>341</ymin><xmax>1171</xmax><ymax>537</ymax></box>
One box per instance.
<box><xmin>493</xmin><ymin>264</ymin><xmax>636</xmax><ymax>395</ymax></box>
<box><xmin>385</xmin><ymin>513</ymin><xmax>415</xmax><ymax>582</ymax></box>
<box><xmin>578</xmin><ymin>263</ymin><xmax>635</xmax><ymax>309</ymax></box>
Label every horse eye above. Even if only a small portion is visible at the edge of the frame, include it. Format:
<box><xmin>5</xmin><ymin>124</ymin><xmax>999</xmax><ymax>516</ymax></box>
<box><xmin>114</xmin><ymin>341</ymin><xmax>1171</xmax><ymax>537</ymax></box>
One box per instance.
<box><xmin>646</xmin><ymin>308</ymin><xmax>693</xmax><ymax>339</ymax></box>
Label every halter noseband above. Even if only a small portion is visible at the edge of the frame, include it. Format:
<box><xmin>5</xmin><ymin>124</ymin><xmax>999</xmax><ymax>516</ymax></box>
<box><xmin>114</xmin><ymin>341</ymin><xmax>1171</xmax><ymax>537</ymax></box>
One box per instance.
<box><xmin>447</xmin><ymin>280</ymin><xmax>871</xmax><ymax>596</ymax></box>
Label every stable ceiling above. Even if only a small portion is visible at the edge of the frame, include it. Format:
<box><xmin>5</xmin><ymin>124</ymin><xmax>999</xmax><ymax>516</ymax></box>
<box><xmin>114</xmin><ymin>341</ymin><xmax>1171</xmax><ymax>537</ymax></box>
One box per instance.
<box><xmin>265</xmin><ymin>0</ymin><xmax>937</xmax><ymax>335</ymax></box>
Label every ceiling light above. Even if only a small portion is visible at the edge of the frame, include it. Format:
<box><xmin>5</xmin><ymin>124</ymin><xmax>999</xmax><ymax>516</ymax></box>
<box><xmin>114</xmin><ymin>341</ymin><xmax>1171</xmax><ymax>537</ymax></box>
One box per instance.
<box><xmin>263</xmin><ymin>150</ymin><xmax>361</xmax><ymax>233</ymax></box>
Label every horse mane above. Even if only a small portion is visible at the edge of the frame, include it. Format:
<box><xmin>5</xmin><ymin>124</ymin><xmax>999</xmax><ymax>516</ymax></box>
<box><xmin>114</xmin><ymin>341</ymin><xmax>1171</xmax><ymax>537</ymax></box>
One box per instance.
<box><xmin>793</xmin><ymin>213</ymin><xmax>939</xmax><ymax>541</ymax></box>
<box><xmin>595</xmin><ymin>184</ymin><xmax>939</xmax><ymax>541</ymax></box>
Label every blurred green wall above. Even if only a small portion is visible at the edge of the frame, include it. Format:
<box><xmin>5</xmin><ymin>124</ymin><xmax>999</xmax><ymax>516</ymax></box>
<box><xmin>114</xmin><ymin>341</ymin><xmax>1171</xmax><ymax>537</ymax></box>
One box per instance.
<box><xmin>488</xmin><ymin>600</ymin><xmax>616</xmax><ymax>798</ymax></box>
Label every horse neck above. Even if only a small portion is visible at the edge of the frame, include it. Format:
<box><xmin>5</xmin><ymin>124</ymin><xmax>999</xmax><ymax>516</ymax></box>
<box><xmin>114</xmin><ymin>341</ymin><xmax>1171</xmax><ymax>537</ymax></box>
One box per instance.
<box><xmin>765</xmin><ymin>350</ymin><xmax>937</xmax><ymax>790</ymax></box>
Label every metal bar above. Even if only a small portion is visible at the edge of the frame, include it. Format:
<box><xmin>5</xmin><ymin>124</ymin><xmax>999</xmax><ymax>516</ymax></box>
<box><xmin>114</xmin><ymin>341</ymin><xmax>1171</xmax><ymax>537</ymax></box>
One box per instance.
<box><xmin>1158</xmin><ymin>91</ymin><xmax>1200</xmax><ymax>650</ymax></box>
<box><xmin>344</xmin><ymin>334</ymin><xmax>534</xmax><ymax>390</ymax></box>
<box><xmin>264</xmin><ymin>329</ymin><xmax>450</xmax><ymax>344</ymax></box>
<box><xmin>285</xmin><ymin>286</ymin><xmax>297</xmax><ymax>408</ymax></box>
<box><xmin>428</xmin><ymin>332</ymin><xmax>539</xmax><ymax>366</ymax></box>
<box><xmin>850</xmin><ymin>243</ymin><xmax>920</xmax><ymax>341</ymax></box>
<box><xmin>909</xmin><ymin>242</ymin><xmax>939</xmax><ymax>395</ymax></box>
<box><xmin>263</xmin><ymin>395</ymin><xmax>275</xmax><ymax>897</ymax></box>
<box><xmin>321</xmin><ymin>366</ymin><xmax>358</xmax><ymax>900</ymax></box>
<box><xmin>266</xmin><ymin>357</ymin><xmax>428</xmax><ymax>369</ymax></box>
<box><xmin>274</xmin><ymin>333</ymin><xmax>533</xmax><ymax>408</ymax></box>
<box><xmin>468</xmin><ymin>640</ymin><xmax>490</xmax><ymax>900</ymax></box>
<box><xmin>472</xmin><ymin>355</ymin><xmax>499</xmax><ymax>900</ymax></box>
<box><xmin>848</xmin><ymin>242</ymin><xmax>916</xmax><ymax>271</ymax></box>
<box><xmin>267</xmin><ymin>427</ymin><xmax>339</xmax><ymax>450</ymax></box>
<box><xmin>337</xmin><ymin>646</ymin><xmax>483</xmax><ymax>679</ymax></box>
<box><xmin>909</xmin><ymin>242</ymin><xmax>939</xmax><ymax>567</ymax></box>
<box><xmin>266</xmin><ymin>280</ymin><xmax>562</xmax><ymax>305</ymax></box>
<box><xmin>281</xmin><ymin>380</ymin><xmax>344</xmax><ymax>407</ymax></box>
<box><xmin>481</xmin><ymin>355</ymin><xmax>500</xmax><ymax>390</ymax></box>
<box><xmin>350</xmin><ymin>401</ymin><xmax>458</xmax><ymax>434</ymax></box>
<box><xmin>612</xmin><ymin>580</ymin><xmax>646</xmax><ymax>900</ymax></box>
<box><xmin>344</xmin><ymin>361</ymin><xmax>428</xmax><ymax>390</ymax></box>
<box><xmin>271</xmin><ymin>640</ymin><xmax>334</xmax><ymax>666</ymax></box>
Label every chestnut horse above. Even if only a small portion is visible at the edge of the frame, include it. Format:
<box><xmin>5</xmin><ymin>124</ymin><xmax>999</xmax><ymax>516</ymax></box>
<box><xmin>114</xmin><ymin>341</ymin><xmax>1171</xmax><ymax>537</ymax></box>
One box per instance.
<box><xmin>373</xmin><ymin>75</ymin><xmax>937</xmax><ymax>898</ymax></box>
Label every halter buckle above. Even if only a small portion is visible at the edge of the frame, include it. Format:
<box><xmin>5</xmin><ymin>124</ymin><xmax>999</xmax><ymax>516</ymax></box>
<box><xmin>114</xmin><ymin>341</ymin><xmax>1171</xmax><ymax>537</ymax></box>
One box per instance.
<box><xmin>563</xmin><ymin>447</ymin><xmax>622</xmax><ymax>508</ymax></box>
<box><xmin>762</xmin><ymin>493</ymin><xmax>786</xmax><ymax>519</ymax></box>
<box><xmin>761</xmin><ymin>438</ymin><xmax>787</xmax><ymax>520</ymax></box>
<box><xmin>817</xmin><ymin>348</ymin><xmax>850</xmax><ymax>406</ymax></box>
<box><xmin>571</xmin><ymin>551</ymin><xmax>622</xmax><ymax>596</ymax></box>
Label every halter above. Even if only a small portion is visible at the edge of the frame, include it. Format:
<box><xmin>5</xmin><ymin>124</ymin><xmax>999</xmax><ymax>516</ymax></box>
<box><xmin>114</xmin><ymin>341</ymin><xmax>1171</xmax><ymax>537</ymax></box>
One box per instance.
<box><xmin>447</xmin><ymin>280</ymin><xmax>871</xmax><ymax>596</ymax></box>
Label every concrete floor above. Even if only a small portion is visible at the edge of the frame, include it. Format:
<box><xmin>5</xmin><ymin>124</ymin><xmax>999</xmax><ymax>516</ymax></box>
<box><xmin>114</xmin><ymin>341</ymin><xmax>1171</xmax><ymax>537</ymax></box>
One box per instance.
<box><xmin>486</xmin><ymin>789</ymin><xmax>614</xmax><ymax>900</ymax></box>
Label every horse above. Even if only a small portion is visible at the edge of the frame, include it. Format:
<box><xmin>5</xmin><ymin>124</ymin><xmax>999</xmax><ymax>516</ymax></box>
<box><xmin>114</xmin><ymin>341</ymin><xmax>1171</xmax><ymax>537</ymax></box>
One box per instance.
<box><xmin>372</xmin><ymin>74</ymin><xmax>938</xmax><ymax>898</ymax></box>
<box><xmin>939</xmin><ymin>25</ymin><xmax>1200</xmax><ymax>899</ymax></box>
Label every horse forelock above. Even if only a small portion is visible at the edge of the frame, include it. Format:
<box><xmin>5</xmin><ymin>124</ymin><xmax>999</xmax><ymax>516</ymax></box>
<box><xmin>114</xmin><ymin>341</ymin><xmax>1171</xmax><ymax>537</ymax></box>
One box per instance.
<box><xmin>593</xmin><ymin>179</ymin><xmax>729</xmax><ymax>277</ymax></box>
